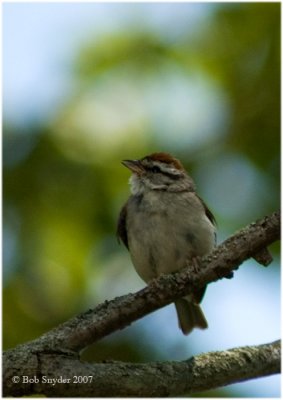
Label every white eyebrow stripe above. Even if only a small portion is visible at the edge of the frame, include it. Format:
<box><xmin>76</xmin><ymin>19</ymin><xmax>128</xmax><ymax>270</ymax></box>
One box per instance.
<box><xmin>152</xmin><ymin>161</ymin><xmax>183</xmax><ymax>176</ymax></box>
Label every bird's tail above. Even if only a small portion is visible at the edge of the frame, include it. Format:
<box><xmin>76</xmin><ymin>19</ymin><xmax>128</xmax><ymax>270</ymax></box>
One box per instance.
<box><xmin>174</xmin><ymin>298</ymin><xmax>208</xmax><ymax>335</ymax></box>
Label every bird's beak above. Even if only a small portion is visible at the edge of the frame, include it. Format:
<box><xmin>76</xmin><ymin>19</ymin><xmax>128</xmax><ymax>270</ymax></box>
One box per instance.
<box><xmin>122</xmin><ymin>159</ymin><xmax>145</xmax><ymax>175</ymax></box>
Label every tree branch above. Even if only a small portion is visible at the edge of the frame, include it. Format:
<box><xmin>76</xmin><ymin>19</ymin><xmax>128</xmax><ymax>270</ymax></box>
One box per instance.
<box><xmin>34</xmin><ymin>210</ymin><xmax>280</xmax><ymax>353</ymax></box>
<box><xmin>3</xmin><ymin>211</ymin><xmax>280</xmax><ymax>397</ymax></box>
<box><xmin>3</xmin><ymin>340</ymin><xmax>280</xmax><ymax>397</ymax></box>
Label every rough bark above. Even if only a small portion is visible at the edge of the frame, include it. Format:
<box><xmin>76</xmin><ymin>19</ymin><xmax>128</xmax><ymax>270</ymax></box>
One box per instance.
<box><xmin>3</xmin><ymin>340</ymin><xmax>280</xmax><ymax>397</ymax></box>
<box><xmin>3</xmin><ymin>211</ymin><xmax>280</xmax><ymax>397</ymax></box>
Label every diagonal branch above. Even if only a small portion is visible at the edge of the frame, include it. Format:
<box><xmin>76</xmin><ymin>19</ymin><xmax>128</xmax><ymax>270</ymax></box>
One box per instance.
<box><xmin>34</xmin><ymin>210</ymin><xmax>280</xmax><ymax>353</ymax></box>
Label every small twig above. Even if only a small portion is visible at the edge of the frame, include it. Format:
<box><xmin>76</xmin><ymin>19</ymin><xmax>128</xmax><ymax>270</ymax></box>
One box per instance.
<box><xmin>252</xmin><ymin>247</ymin><xmax>273</xmax><ymax>266</ymax></box>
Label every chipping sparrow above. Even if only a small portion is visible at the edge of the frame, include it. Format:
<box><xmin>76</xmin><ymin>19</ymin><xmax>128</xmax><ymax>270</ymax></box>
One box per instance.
<box><xmin>117</xmin><ymin>152</ymin><xmax>216</xmax><ymax>335</ymax></box>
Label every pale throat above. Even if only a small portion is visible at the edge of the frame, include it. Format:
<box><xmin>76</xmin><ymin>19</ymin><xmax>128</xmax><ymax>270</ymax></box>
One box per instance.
<box><xmin>129</xmin><ymin>174</ymin><xmax>169</xmax><ymax>195</ymax></box>
<box><xmin>129</xmin><ymin>174</ymin><xmax>145</xmax><ymax>195</ymax></box>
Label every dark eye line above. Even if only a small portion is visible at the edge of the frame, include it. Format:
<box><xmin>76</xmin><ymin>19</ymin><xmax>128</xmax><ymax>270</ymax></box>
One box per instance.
<box><xmin>151</xmin><ymin>166</ymin><xmax>161</xmax><ymax>173</ymax></box>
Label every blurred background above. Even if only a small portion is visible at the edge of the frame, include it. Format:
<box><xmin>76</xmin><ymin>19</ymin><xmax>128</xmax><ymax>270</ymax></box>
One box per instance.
<box><xmin>3</xmin><ymin>2</ymin><xmax>280</xmax><ymax>397</ymax></box>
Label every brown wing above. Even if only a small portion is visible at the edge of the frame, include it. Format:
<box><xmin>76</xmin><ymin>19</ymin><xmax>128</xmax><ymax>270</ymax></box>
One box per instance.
<box><xmin>197</xmin><ymin>195</ymin><xmax>216</xmax><ymax>226</ymax></box>
<box><xmin>193</xmin><ymin>196</ymin><xmax>217</xmax><ymax>302</ymax></box>
<box><xmin>117</xmin><ymin>201</ymin><xmax>129</xmax><ymax>249</ymax></box>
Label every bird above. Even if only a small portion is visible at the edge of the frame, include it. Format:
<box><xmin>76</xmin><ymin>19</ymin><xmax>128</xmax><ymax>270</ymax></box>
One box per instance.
<box><xmin>117</xmin><ymin>152</ymin><xmax>216</xmax><ymax>334</ymax></box>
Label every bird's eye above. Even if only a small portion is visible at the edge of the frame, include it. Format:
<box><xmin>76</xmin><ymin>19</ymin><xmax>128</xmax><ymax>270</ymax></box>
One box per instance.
<box><xmin>151</xmin><ymin>166</ymin><xmax>161</xmax><ymax>173</ymax></box>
